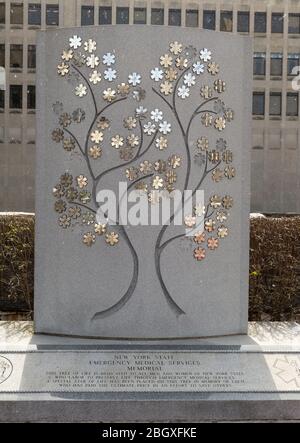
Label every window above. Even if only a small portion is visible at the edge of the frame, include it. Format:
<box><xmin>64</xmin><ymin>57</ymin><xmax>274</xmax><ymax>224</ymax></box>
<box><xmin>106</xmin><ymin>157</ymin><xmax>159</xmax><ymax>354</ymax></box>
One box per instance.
<box><xmin>116</xmin><ymin>7</ymin><xmax>129</xmax><ymax>24</ymax></box>
<box><xmin>134</xmin><ymin>8</ymin><xmax>146</xmax><ymax>24</ymax></box>
<box><xmin>272</xmin><ymin>13</ymin><xmax>284</xmax><ymax>33</ymax></box>
<box><xmin>28</xmin><ymin>3</ymin><xmax>41</xmax><ymax>26</ymax></box>
<box><xmin>203</xmin><ymin>10</ymin><xmax>215</xmax><ymax>30</ymax></box>
<box><xmin>0</xmin><ymin>126</ymin><xmax>4</xmax><ymax>142</ymax></box>
<box><xmin>270</xmin><ymin>53</ymin><xmax>283</xmax><ymax>77</ymax></box>
<box><xmin>254</xmin><ymin>12</ymin><xmax>267</xmax><ymax>33</ymax></box>
<box><xmin>0</xmin><ymin>90</ymin><xmax>4</xmax><ymax>109</ymax></box>
<box><xmin>151</xmin><ymin>8</ymin><xmax>164</xmax><ymax>25</ymax></box>
<box><xmin>253</xmin><ymin>92</ymin><xmax>265</xmax><ymax>116</ymax></box>
<box><xmin>46</xmin><ymin>4</ymin><xmax>59</xmax><ymax>26</ymax></box>
<box><xmin>186</xmin><ymin>9</ymin><xmax>198</xmax><ymax>27</ymax></box>
<box><xmin>10</xmin><ymin>45</ymin><xmax>23</xmax><ymax>70</ymax></box>
<box><xmin>237</xmin><ymin>11</ymin><xmax>249</xmax><ymax>33</ymax></box>
<box><xmin>270</xmin><ymin>92</ymin><xmax>282</xmax><ymax>116</ymax></box>
<box><xmin>28</xmin><ymin>45</ymin><xmax>36</xmax><ymax>70</ymax></box>
<box><xmin>287</xmin><ymin>92</ymin><xmax>299</xmax><ymax>116</ymax></box>
<box><xmin>0</xmin><ymin>2</ymin><xmax>5</xmax><ymax>24</ymax></box>
<box><xmin>27</xmin><ymin>85</ymin><xmax>35</xmax><ymax>110</ymax></box>
<box><xmin>169</xmin><ymin>9</ymin><xmax>181</xmax><ymax>26</ymax></box>
<box><xmin>0</xmin><ymin>44</ymin><xmax>5</xmax><ymax>67</ymax></box>
<box><xmin>253</xmin><ymin>53</ymin><xmax>266</xmax><ymax>76</ymax></box>
<box><xmin>81</xmin><ymin>5</ymin><xmax>94</xmax><ymax>26</ymax></box>
<box><xmin>287</xmin><ymin>54</ymin><xmax>300</xmax><ymax>76</ymax></box>
<box><xmin>220</xmin><ymin>11</ymin><xmax>233</xmax><ymax>32</ymax></box>
<box><xmin>10</xmin><ymin>85</ymin><xmax>22</xmax><ymax>109</ymax></box>
<box><xmin>99</xmin><ymin>6</ymin><xmax>112</xmax><ymax>25</ymax></box>
<box><xmin>10</xmin><ymin>3</ymin><xmax>23</xmax><ymax>25</ymax></box>
<box><xmin>289</xmin><ymin>13</ymin><xmax>300</xmax><ymax>34</ymax></box>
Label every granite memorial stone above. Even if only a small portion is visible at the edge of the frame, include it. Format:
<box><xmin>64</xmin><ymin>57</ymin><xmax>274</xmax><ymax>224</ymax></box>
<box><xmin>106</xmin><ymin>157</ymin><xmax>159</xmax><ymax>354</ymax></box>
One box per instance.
<box><xmin>35</xmin><ymin>26</ymin><xmax>252</xmax><ymax>338</ymax></box>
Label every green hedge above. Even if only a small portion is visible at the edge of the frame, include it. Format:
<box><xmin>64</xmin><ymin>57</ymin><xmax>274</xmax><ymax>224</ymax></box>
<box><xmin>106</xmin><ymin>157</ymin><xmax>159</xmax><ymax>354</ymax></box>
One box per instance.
<box><xmin>0</xmin><ymin>214</ymin><xmax>299</xmax><ymax>321</ymax></box>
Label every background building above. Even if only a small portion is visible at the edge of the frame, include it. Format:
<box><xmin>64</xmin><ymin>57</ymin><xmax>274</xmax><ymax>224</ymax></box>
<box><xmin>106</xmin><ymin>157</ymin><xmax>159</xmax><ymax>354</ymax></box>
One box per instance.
<box><xmin>0</xmin><ymin>0</ymin><xmax>300</xmax><ymax>212</ymax></box>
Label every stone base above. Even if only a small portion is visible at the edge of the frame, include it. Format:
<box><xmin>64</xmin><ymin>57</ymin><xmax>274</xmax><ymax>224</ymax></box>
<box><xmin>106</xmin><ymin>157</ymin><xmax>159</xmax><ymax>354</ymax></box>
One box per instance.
<box><xmin>0</xmin><ymin>321</ymin><xmax>300</xmax><ymax>422</ymax></box>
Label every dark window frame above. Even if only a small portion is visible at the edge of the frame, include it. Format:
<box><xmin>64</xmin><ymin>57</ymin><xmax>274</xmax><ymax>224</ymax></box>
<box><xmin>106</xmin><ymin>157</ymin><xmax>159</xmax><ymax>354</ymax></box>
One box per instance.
<box><xmin>116</xmin><ymin>7</ymin><xmax>129</xmax><ymax>24</ymax></box>
<box><xmin>81</xmin><ymin>5</ymin><xmax>94</xmax><ymax>26</ymax></box>
<box><xmin>27</xmin><ymin>85</ymin><xmax>36</xmax><ymax>110</ymax></box>
<box><xmin>10</xmin><ymin>44</ymin><xmax>23</xmax><ymax>70</ymax></box>
<box><xmin>253</xmin><ymin>53</ymin><xmax>266</xmax><ymax>76</ymax></box>
<box><xmin>27</xmin><ymin>44</ymin><xmax>36</xmax><ymax>70</ymax></box>
<box><xmin>220</xmin><ymin>10</ymin><xmax>233</xmax><ymax>32</ymax></box>
<box><xmin>186</xmin><ymin>9</ymin><xmax>198</xmax><ymax>27</ymax></box>
<box><xmin>151</xmin><ymin>8</ymin><xmax>164</xmax><ymax>25</ymax></box>
<box><xmin>168</xmin><ymin>8</ymin><xmax>181</xmax><ymax>26</ymax></box>
<box><xmin>237</xmin><ymin>11</ymin><xmax>249</xmax><ymax>33</ymax></box>
<box><xmin>289</xmin><ymin>13</ymin><xmax>300</xmax><ymax>34</ymax></box>
<box><xmin>270</xmin><ymin>53</ymin><xmax>283</xmax><ymax>77</ymax></box>
<box><xmin>254</xmin><ymin>12</ymin><xmax>267</xmax><ymax>33</ymax></box>
<box><xmin>271</xmin><ymin>12</ymin><xmax>284</xmax><ymax>34</ymax></box>
<box><xmin>99</xmin><ymin>6</ymin><xmax>112</xmax><ymax>25</ymax></box>
<box><xmin>0</xmin><ymin>43</ymin><xmax>5</xmax><ymax>67</ymax></box>
<box><xmin>10</xmin><ymin>3</ymin><xmax>23</xmax><ymax>26</ymax></box>
<box><xmin>287</xmin><ymin>92</ymin><xmax>299</xmax><ymax>116</ymax></box>
<box><xmin>203</xmin><ymin>10</ymin><xmax>216</xmax><ymax>30</ymax></box>
<box><xmin>252</xmin><ymin>92</ymin><xmax>265</xmax><ymax>116</ymax></box>
<box><xmin>46</xmin><ymin>4</ymin><xmax>59</xmax><ymax>26</ymax></box>
<box><xmin>0</xmin><ymin>2</ymin><xmax>6</xmax><ymax>25</ymax></box>
<box><xmin>28</xmin><ymin>3</ymin><xmax>41</xmax><ymax>26</ymax></box>
<box><xmin>9</xmin><ymin>84</ymin><xmax>22</xmax><ymax>109</ymax></box>
<box><xmin>134</xmin><ymin>7</ymin><xmax>146</xmax><ymax>24</ymax></box>
<box><xmin>269</xmin><ymin>92</ymin><xmax>282</xmax><ymax>116</ymax></box>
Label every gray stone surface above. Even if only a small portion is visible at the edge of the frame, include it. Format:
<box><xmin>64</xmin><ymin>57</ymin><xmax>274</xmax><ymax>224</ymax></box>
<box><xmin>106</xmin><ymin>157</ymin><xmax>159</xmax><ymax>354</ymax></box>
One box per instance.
<box><xmin>35</xmin><ymin>26</ymin><xmax>252</xmax><ymax>339</ymax></box>
<box><xmin>0</xmin><ymin>322</ymin><xmax>300</xmax><ymax>422</ymax></box>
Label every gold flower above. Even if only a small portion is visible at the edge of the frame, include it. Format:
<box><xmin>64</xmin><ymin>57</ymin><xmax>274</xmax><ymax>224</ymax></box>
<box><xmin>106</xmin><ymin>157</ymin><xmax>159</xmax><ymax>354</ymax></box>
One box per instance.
<box><xmin>97</xmin><ymin>117</ymin><xmax>110</xmax><ymax>130</ymax></box>
<box><xmin>83</xmin><ymin>232</ymin><xmax>96</xmax><ymax>247</ymax></box>
<box><xmin>103</xmin><ymin>88</ymin><xmax>116</xmax><ymax>102</ymax></box>
<box><xmin>125</xmin><ymin>167</ymin><xmax>139</xmax><ymax>181</ymax></box>
<box><xmin>217</xmin><ymin>225</ymin><xmax>229</xmax><ymax>238</ymax></box>
<box><xmin>212</xmin><ymin>168</ymin><xmax>223</xmax><ymax>183</ymax></box>
<box><xmin>62</xmin><ymin>49</ymin><xmax>73</xmax><ymax>61</ymax></box>
<box><xmin>117</xmin><ymin>83</ymin><xmax>130</xmax><ymax>96</ymax></box>
<box><xmin>76</xmin><ymin>175</ymin><xmax>88</xmax><ymax>189</ymax></box>
<box><xmin>119</xmin><ymin>147</ymin><xmax>134</xmax><ymax>161</ymax></box>
<box><xmin>111</xmin><ymin>135</ymin><xmax>124</xmax><ymax>149</ymax></box>
<box><xmin>60</xmin><ymin>173</ymin><xmax>73</xmax><ymax>187</ymax></box>
<box><xmin>223</xmin><ymin>150</ymin><xmax>233</xmax><ymax>164</ymax></box>
<box><xmin>54</xmin><ymin>200</ymin><xmax>66</xmax><ymax>213</ymax></box>
<box><xmin>89</xmin><ymin>145</ymin><xmax>102</xmax><ymax>159</ymax></box>
<box><xmin>197</xmin><ymin>137</ymin><xmax>209</xmax><ymax>151</ymax></box>
<box><xmin>52</xmin><ymin>129</ymin><xmax>64</xmax><ymax>143</ymax></box>
<box><xmin>214</xmin><ymin>79</ymin><xmax>226</xmax><ymax>93</ymax></box>
<box><xmin>75</xmin><ymin>84</ymin><xmax>87</xmax><ymax>97</ymax></box>
<box><xmin>135</xmin><ymin>182</ymin><xmax>148</xmax><ymax>193</ymax></box>
<box><xmin>94</xmin><ymin>223</ymin><xmax>107</xmax><ymax>236</ymax></box>
<box><xmin>63</xmin><ymin>138</ymin><xmax>75</xmax><ymax>152</ymax></box>
<box><xmin>216</xmin><ymin>210</ymin><xmax>228</xmax><ymax>222</ymax></box>
<box><xmin>152</xmin><ymin>175</ymin><xmax>164</xmax><ymax>190</ymax></box>
<box><xmin>205</xmin><ymin>219</ymin><xmax>216</xmax><ymax>232</ymax></box>
<box><xmin>105</xmin><ymin>231</ymin><xmax>119</xmax><ymax>246</ymax></box>
<box><xmin>210</xmin><ymin>195</ymin><xmax>222</xmax><ymax>209</ymax></box>
<box><xmin>156</xmin><ymin>136</ymin><xmax>168</xmax><ymax>151</ymax></box>
<box><xmin>127</xmin><ymin>134</ymin><xmax>139</xmax><ymax>147</ymax></box>
<box><xmin>201</xmin><ymin>113</ymin><xmax>213</xmax><ymax>127</ymax></box>
<box><xmin>194</xmin><ymin>247</ymin><xmax>206</xmax><ymax>261</ymax></box>
<box><xmin>68</xmin><ymin>206</ymin><xmax>81</xmax><ymax>219</ymax></box>
<box><xmin>57</xmin><ymin>62</ymin><xmax>69</xmax><ymax>76</ymax></box>
<box><xmin>207</xmin><ymin>237</ymin><xmax>219</xmax><ymax>250</ymax></box>
<box><xmin>165</xmin><ymin>68</ymin><xmax>178</xmax><ymax>82</ymax></box>
<box><xmin>224</xmin><ymin>166</ymin><xmax>236</xmax><ymax>179</ymax></box>
<box><xmin>160</xmin><ymin>81</ymin><xmax>173</xmax><ymax>96</ymax></box>
<box><xmin>160</xmin><ymin>54</ymin><xmax>173</xmax><ymax>68</ymax></box>
<box><xmin>139</xmin><ymin>161</ymin><xmax>153</xmax><ymax>174</ymax></box>
<box><xmin>170</xmin><ymin>41</ymin><xmax>183</xmax><ymax>55</ymax></box>
<box><xmin>175</xmin><ymin>57</ymin><xmax>188</xmax><ymax>69</ymax></box>
<box><xmin>207</xmin><ymin>62</ymin><xmax>220</xmax><ymax>75</ymax></box>
<box><xmin>59</xmin><ymin>214</ymin><xmax>71</xmax><ymax>228</ymax></box>
<box><xmin>168</xmin><ymin>155</ymin><xmax>181</xmax><ymax>169</ymax></box>
<box><xmin>214</xmin><ymin>117</ymin><xmax>226</xmax><ymax>131</ymax></box>
<box><xmin>124</xmin><ymin>116</ymin><xmax>137</xmax><ymax>130</ymax></box>
<box><xmin>184</xmin><ymin>215</ymin><xmax>196</xmax><ymax>228</ymax></box>
<box><xmin>59</xmin><ymin>113</ymin><xmax>72</xmax><ymax>128</ymax></box>
<box><xmin>89</xmin><ymin>70</ymin><xmax>101</xmax><ymax>84</ymax></box>
<box><xmin>200</xmin><ymin>86</ymin><xmax>213</xmax><ymax>99</ymax></box>
<box><xmin>222</xmin><ymin>196</ymin><xmax>233</xmax><ymax>209</ymax></box>
<box><xmin>91</xmin><ymin>130</ymin><xmax>104</xmax><ymax>144</ymax></box>
<box><xmin>154</xmin><ymin>160</ymin><xmax>167</xmax><ymax>173</ymax></box>
<box><xmin>194</xmin><ymin>232</ymin><xmax>206</xmax><ymax>244</ymax></box>
<box><xmin>165</xmin><ymin>170</ymin><xmax>177</xmax><ymax>184</ymax></box>
<box><xmin>82</xmin><ymin>212</ymin><xmax>95</xmax><ymax>225</ymax></box>
<box><xmin>208</xmin><ymin>150</ymin><xmax>221</xmax><ymax>163</ymax></box>
<box><xmin>65</xmin><ymin>187</ymin><xmax>78</xmax><ymax>202</ymax></box>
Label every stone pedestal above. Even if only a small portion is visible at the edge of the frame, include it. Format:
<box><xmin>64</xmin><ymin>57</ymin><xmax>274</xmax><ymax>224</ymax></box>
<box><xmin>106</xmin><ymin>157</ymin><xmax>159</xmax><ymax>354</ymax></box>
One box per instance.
<box><xmin>0</xmin><ymin>321</ymin><xmax>300</xmax><ymax>422</ymax></box>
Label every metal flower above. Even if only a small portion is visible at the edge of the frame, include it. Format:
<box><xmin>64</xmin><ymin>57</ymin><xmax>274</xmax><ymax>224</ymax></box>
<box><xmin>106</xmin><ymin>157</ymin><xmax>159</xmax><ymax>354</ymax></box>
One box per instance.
<box><xmin>68</xmin><ymin>206</ymin><xmax>81</xmax><ymax>219</ymax></box>
<box><xmin>178</xmin><ymin>85</ymin><xmax>190</xmax><ymax>99</ymax></box>
<box><xmin>165</xmin><ymin>68</ymin><xmax>178</xmax><ymax>82</ymax></box>
<box><xmin>204</xmin><ymin>219</ymin><xmax>216</xmax><ymax>232</ymax></box>
<box><xmin>63</xmin><ymin>138</ymin><xmax>75</xmax><ymax>152</ymax></box>
<box><xmin>201</xmin><ymin>113</ymin><xmax>213</xmax><ymax>127</ymax></box>
<box><xmin>132</xmin><ymin>87</ymin><xmax>146</xmax><ymax>101</ymax></box>
<box><xmin>150</xmin><ymin>68</ymin><xmax>164</xmax><ymax>82</ymax></box>
<box><xmin>83</xmin><ymin>232</ymin><xmax>96</xmax><ymax>247</ymax></box>
<box><xmin>197</xmin><ymin>137</ymin><xmax>209</xmax><ymax>151</ymax></box>
<box><xmin>210</xmin><ymin>195</ymin><xmax>222</xmax><ymax>209</ymax></box>
<box><xmin>222</xmin><ymin>196</ymin><xmax>234</xmax><ymax>209</ymax></box>
<box><xmin>200</xmin><ymin>48</ymin><xmax>212</xmax><ymax>62</ymax></box>
<box><xmin>73</xmin><ymin>52</ymin><xmax>86</xmax><ymax>67</ymax></box>
<box><xmin>151</xmin><ymin>109</ymin><xmax>163</xmax><ymax>122</ymax></box>
<box><xmin>194</xmin><ymin>153</ymin><xmax>206</xmax><ymax>167</ymax></box>
<box><xmin>52</xmin><ymin>128</ymin><xmax>64</xmax><ymax>143</ymax></box>
<box><xmin>207</xmin><ymin>62</ymin><xmax>220</xmax><ymax>75</ymax></box>
<box><xmin>75</xmin><ymin>84</ymin><xmax>87</xmax><ymax>98</ymax></box>
<box><xmin>165</xmin><ymin>170</ymin><xmax>177</xmax><ymax>184</ymax></box>
<box><xmin>212</xmin><ymin>168</ymin><xmax>223</xmax><ymax>183</ymax></box>
<box><xmin>194</xmin><ymin>232</ymin><xmax>206</xmax><ymax>244</ymax></box>
<box><xmin>59</xmin><ymin>214</ymin><xmax>71</xmax><ymax>229</ymax></box>
<box><xmin>69</xmin><ymin>35</ymin><xmax>82</xmax><ymax>49</ymax></box>
<box><xmin>65</xmin><ymin>187</ymin><xmax>78</xmax><ymax>202</ymax></box>
<box><xmin>91</xmin><ymin>130</ymin><xmax>104</xmax><ymax>144</ymax></box>
<box><xmin>84</xmin><ymin>39</ymin><xmax>96</xmax><ymax>53</ymax></box>
<box><xmin>169</xmin><ymin>41</ymin><xmax>183</xmax><ymax>55</ymax></box>
<box><xmin>103</xmin><ymin>88</ymin><xmax>116</xmax><ymax>102</ymax></box>
<box><xmin>143</xmin><ymin>122</ymin><xmax>156</xmax><ymax>136</ymax></box>
<box><xmin>105</xmin><ymin>232</ymin><xmax>119</xmax><ymax>246</ymax></box>
<box><xmin>94</xmin><ymin>223</ymin><xmax>107</xmax><ymax>236</ymax></box>
<box><xmin>53</xmin><ymin>184</ymin><xmax>64</xmax><ymax>198</ymax></box>
<box><xmin>168</xmin><ymin>155</ymin><xmax>181</xmax><ymax>169</ymax></box>
<box><xmin>59</xmin><ymin>113</ymin><xmax>72</xmax><ymax>128</ymax></box>
<box><xmin>104</xmin><ymin>68</ymin><xmax>117</xmax><ymax>82</ymax></box>
<box><xmin>60</xmin><ymin>173</ymin><xmax>73</xmax><ymax>187</ymax></box>
<box><xmin>119</xmin><ymin>146</ymin><xmax>134</xmax><ymax>161</ymax></box>
<box><xmin>125</xmin><ymin>167</ymin><xmax>139</xmax><ymax>181</ymax></box>
<box><xmin>154</xmin><ymin>160</ymin><xmax>167</xmax><ymax>173</ymax></box>
<box><xmin>224</xmin><ymin>166</ymin><xmax>236</xmax><ymax>179</ymax></box>
<box><xmin>207</xmin><ymin>237</ymin><xmax>219</xmax><ymax>250</ymax></box>
<box><xmin>184</xmin><ymin>73</ymin><xmax>196</xmax><ymax>87</ymax></box>
<box><xmin>62</xmin><ymin>49</ymin><xmax>73</xmax><ymax>61</ymax></box>
<box><xmin>185</xmin><ymin>215</ymin><xmax>196</xmax><ymax>228</ymax></box>
<box><xmin>208</xmin><ymin>150</ymin><xmax>221</xmax><ymax>163</ymax></box>
<box><xmin>124</xmin><ymin>116</ymin><xmax>137</xmax><ymax>129</ymax></box>
<box><xmin>193</xmin><ymin>62</ymin><xmax>204</xmax><ymax>75</ymax></box>
<box><xmin>117</xmin><ymin>83</ymin><xmax>130</xmax><ymax>96</ymax></box>
<box><xmin>72</xmin><ymin>108</ymin><xmax>85</xmax><ymax>123</ymax></box>
<box><xmin>135</xmin><ymin>106</ymin><xmax>148</xmax><ymax>119</ymax></box>
<box><xmin>216</xmin><ymin>138</ymin><xmax>227</xmax><ymax>151</ymax></box>
<box><xmin>160</xmin><ymin>81</ymin><xmax>173</xmax><ymax>96</ymax></box>
<box><xmin>217</xmin><ymin>226</ymin><xmax>229</xmax><ymax>238</ymax></box>
<box><xmin>194</xmin><ymin>247</ymin><xmax>206</xmax><ymax>261</ymax></box>
<box><xmin>89</xmin><ymin>145</ymin><xmax>102</xmax><ymax>159</ymax></box>
<box><xmin>200</xmin><ymin>86</ymin><xmax>213</xmax><ymax>99</ymax></box>
<box><xmin>160</xmin><ymin>54</ymin><xmax>173</xmax><ymax>68</ymax></box>
<box><xmin>76</xmin><ymin>175</ymin><xmax>88</xmax><ymax>189</ymax></box>
<box><xmin>57</xmin><ymin>63</ymin><xmax>69</xmax><ymax>77</ymax></box>
<box><xmin>152</xmin><ymin>176</ymin><xmax>164</xmax><ymax>190</ymax></box>
<box><xmin>175</xmin><ymin>57</ymin><xmax>188</xmax><ymax>69</ymax></box>
<box><xmin>128</xmin><ymin>72</ymin><xmax>141</xmax><ymax>86</ymax></box>
<box><xmin>155</xmin><ymin>136</ymin><xmax>168</xmax><ymax>151</ymax></box>
<box><xmin>223</xmin><ymin>150</ymin><xmax>233</xmax><ymax>164</ymax></box>
<box><xmin>159</xmin><ymin>121</ymin><xmax>171</xmax><ymax>135</ymax></box>
<box><xmin>103</xmin><ymin>52</ymin><xmax>115</xmax><ymax>66</ymax></box>
<box><xmin>97</xmin><ymin>117</ymin><xmax>110</xmax><ymax>130</ymax></box>
<box><xmin>79</xmin><ymin>190</ymin><xmax>91</xmax><ymax>203</ymax></box>
<box><xmin>216</xmin><ymin>210</ymin><xmax>228</xmax><ymax>222</ymax></box>
<box><xmin>127</xmin><ymin>134</ymin><xmax>139</xmax><ymax>147</ymax></box>
<box><xmin>214</xmin><ymin>79</ymin><xmax>226</xmax><ymax>93</ymax></box>
<box><xmin>89</xmin><ymin>70</ymin><xmax>101</xmax><ymax>84</ymax></box>
<box><xmin>86</xmin><ymin>54</ymin><xmax>100</xmax><ymax>68</ymax></box>
<box><xmin>111</xmin><ymin>135</ymin><xmax>124</xmax><ymax>149</ymax></box>
<box><xmin>54</xmin><ymin>199</ymin><xmax>66</xmax><ymax>213</ymax></box>
<box><xmin>82</xmin><ymin>212</ymin><xmax>95</xmax><ymax>225</ymax></box>
<box><xmin>214</xmin><ymin>117</ymin><xmax>226</xmax><ymax>131</ymax></box>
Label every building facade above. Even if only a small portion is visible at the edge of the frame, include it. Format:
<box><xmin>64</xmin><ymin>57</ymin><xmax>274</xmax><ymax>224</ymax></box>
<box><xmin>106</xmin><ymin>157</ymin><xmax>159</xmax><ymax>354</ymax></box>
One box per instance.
<box><xmin>0</xmin><ymin>0</ymin><xmax>300</xmax><ymax>212</ymax></box>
